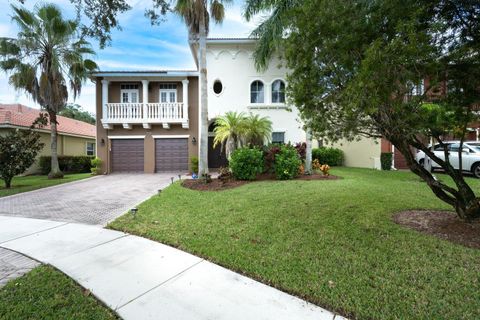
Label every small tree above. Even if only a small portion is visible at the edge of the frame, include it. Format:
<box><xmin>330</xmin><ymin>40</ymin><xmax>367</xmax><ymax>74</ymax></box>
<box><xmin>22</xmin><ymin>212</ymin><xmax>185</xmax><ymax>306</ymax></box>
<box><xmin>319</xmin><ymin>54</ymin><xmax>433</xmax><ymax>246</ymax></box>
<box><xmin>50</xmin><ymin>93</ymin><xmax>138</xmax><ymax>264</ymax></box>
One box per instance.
<box><xmin>213</xmin><ymin>111</ymin><xmax>247</xmax><ymax>159</ymax></box>
<box><xmin>0</xmin><ymin>128</ymin><xmax>43</xmax><ymax>188</ymax></box>
<box><xmin>244</xmin><ymin>113</ymin><xmax>272</xmax><ymax>147</ymax></box>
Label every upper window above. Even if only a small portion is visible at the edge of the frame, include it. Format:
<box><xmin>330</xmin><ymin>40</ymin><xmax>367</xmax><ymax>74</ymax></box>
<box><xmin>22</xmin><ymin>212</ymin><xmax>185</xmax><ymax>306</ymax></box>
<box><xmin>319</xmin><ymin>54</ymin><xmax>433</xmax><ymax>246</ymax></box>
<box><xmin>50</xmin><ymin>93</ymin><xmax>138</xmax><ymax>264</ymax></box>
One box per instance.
<box><xmin>272</xmin><ymin>80</ymin><xmax>286</xmax><ymax>103</ymax></box>
<box><xmin>86</xmin><ymin>142</ymin><xmax>95</xmax><ymax>156</ymax></box>
<box><xmin>213</xmin><ymin>80</ymin><xmax>223</xmax><ymax>95</ymax></box>
<box><xmin>120</xmin><ymin>83</ymin><xmax>139</xmax><ymax>103</ymax></box>
<box><xmin>250</xmin><ymin>80</ymin><xmax>264</xmax><ymax>103</ymax></box>
<box><xmin>159</xmin><ymin>83</ymin><xmax>177</xmax><ymax>103</ymax></box>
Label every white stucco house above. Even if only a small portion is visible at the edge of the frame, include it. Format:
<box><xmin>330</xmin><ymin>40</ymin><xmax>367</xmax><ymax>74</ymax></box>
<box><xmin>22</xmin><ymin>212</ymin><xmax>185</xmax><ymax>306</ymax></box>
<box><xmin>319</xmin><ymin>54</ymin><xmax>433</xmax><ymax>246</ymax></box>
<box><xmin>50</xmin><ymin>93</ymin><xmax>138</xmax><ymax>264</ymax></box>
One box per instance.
<box><xmin>94</xmin><ymin>37</ymin><xmax>384</xmax><ymax>173</ymax></box>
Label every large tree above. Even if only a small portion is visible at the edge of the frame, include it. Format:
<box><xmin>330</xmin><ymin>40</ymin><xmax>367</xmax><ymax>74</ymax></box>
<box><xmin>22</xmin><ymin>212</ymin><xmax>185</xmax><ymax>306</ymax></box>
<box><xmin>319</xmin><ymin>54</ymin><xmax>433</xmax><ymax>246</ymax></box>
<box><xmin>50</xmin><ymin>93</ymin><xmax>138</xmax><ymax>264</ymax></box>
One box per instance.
<box><xmin>59</xmin><ymin>103</ymin><xmax>96</xmax><ymax>125</ymax></box>
<box><xmin>0</xmin><ymin>4</ymin><xmax>98</xmax><ymax>179</ymax></box>
<box><xmin>173</xmin><ymin>0</ymin><xmax>231</xmax><ymax>175</ymax></box>
<box><xmin>254</xmin><ymin>0</ymin><xmax>480</xmax><ymax>220</ymax></box>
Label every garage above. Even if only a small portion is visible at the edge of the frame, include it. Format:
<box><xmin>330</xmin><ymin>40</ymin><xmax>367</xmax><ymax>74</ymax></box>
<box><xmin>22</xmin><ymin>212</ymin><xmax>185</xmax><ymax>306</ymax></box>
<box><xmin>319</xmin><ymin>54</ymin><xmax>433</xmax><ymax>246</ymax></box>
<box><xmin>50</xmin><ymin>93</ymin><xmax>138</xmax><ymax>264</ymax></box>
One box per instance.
<box><xmin>155</xmin><ymin>138</ymin><xmax>189</xmax><ymax>172</ymax></box>
<box><xmin>111</xmin><ymin>139</ymin><xmax>144</xmax><ymax>172</ymax></box>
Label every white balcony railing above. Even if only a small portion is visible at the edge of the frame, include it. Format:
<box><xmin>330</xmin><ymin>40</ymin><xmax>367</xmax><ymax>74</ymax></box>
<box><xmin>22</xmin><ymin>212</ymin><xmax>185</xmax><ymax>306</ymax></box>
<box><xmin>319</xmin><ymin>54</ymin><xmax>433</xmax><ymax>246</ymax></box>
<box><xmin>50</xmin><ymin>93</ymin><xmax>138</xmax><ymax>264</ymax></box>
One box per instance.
<box><xmin>103</xmin><ymin>102</ymin><xmax>187</xmax><ymax>123</ymax></box>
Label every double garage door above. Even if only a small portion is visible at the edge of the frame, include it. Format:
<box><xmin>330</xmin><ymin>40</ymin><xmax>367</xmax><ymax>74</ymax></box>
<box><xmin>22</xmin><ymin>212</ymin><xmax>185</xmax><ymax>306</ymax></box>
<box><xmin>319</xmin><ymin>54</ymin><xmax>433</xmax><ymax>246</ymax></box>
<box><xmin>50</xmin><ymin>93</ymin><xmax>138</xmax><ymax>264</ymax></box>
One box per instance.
<box><xmin>111</xmin><ymin>138</ymin><xmax>188</xmax><ymax>173</ymax></box>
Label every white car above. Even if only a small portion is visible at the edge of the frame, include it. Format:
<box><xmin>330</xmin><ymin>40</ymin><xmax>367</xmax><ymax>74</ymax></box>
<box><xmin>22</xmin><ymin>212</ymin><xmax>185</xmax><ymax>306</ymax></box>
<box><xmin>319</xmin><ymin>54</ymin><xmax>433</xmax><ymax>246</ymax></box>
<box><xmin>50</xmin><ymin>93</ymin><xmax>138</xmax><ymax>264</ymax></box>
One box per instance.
<box><xmin>415</xmin><ymin>141</ymin><xmax>480</xmax><ymax>178</ymax></box>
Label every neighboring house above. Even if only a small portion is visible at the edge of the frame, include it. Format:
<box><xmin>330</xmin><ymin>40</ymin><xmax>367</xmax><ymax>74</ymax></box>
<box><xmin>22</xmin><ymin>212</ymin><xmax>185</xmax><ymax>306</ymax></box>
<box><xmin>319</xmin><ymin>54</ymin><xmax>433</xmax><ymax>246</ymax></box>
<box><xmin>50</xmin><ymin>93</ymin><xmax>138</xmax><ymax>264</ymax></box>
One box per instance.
<box><xmin>0</xmin><ymin>104</ymin><xmax>96</xmax><ymax>174</ymax></box>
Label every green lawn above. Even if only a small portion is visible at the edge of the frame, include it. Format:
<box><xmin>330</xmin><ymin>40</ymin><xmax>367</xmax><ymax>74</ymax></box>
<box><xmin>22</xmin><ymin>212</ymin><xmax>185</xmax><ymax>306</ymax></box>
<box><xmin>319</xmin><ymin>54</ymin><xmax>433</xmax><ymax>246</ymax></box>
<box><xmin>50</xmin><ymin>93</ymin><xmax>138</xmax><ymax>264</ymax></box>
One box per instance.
<box><xmin>0</xmin><ymin>173</ymin><xmax>91</xmax><ymax>197</ymax></box>
<box><xmin>109</xmin><ymin>168</ymin><xmax>480</xmax><ymax>320</ymax></box>
<box><xmin>0</xmin><ymin>266</ymin><xmax>117</xmax><ymax>320</ymax></box>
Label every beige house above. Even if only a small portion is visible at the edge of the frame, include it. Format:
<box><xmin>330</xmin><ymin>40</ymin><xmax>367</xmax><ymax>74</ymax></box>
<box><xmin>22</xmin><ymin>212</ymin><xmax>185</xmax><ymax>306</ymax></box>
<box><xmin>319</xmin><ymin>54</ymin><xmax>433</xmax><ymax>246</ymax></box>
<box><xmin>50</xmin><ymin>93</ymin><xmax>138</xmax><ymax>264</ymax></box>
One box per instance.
<box><xmin>0</xmin><ymin>104</ymin><xmax>96</xmax><ymax>174</ymax></box>
<box><xmin>93</xmin><ymin>71</ymin><xmax>198</xmax><ymax>173</ymax></box>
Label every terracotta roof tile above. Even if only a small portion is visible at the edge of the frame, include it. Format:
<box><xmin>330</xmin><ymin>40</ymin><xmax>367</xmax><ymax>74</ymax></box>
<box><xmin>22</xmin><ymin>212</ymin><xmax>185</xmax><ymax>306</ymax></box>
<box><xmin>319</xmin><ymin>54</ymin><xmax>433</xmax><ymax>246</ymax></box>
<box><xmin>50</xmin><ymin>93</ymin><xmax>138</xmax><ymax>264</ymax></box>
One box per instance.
<box><xmin>0</xmin><ymin>104</ymin><xmax>95</xmax><ymax>138</ymax></box>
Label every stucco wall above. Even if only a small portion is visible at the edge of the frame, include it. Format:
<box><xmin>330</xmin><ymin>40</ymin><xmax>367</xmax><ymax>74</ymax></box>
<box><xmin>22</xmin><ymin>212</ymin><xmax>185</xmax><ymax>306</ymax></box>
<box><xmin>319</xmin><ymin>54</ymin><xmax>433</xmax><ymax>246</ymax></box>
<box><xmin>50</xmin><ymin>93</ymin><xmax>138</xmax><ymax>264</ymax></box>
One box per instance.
<box><xmin>96</xmin><ymin>76</ymin><xmax>199</xmax><ymax>174</ymax></box>
<box><xmin>330</xmin><ymin>137</ymin><xmax>382</xmax><ymax>169</ymax></box>
<box><xmin>206</xmin><ymin>42</ymin><xmax>306</xmax><ymax>144</ymax></box>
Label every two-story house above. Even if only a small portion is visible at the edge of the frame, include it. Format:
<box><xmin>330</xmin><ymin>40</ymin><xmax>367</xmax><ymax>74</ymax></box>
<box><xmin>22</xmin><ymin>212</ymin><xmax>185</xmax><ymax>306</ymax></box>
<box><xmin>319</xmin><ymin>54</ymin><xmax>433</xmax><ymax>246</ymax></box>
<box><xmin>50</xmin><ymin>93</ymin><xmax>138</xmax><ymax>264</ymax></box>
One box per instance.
<box><xmin>93</xmin><ymin>38</ymin><xmax>308</xmax><ymax>173</ymax></box>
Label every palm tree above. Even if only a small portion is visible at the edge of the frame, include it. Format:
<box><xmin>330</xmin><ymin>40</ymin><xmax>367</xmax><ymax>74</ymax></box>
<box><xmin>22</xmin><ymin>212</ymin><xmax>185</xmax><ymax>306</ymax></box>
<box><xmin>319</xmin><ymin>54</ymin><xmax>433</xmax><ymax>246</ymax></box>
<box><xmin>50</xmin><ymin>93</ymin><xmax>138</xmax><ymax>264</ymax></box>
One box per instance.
<box><xmin>0</xmin><ymin>4</ymin><xmax>97</xmax><ymax>179</ymax></box>
<box><xmin>244</xmin><ymin>113</ymin><xmax>272</xmax><ymax>146</ymax></box>
<box><xmin>213</xmin><ymin>111</ymin><xmax>247</xmax><ymax>159</ymax></box>
<box><xmin>244</xmin><ymin>0</ymin><xmax>312</xmax><ymax>172</ymax></box>
<box><xmin>175</xmin><ymin>0</ymin><xmax>231</xmax><ymax>175</ymax></box>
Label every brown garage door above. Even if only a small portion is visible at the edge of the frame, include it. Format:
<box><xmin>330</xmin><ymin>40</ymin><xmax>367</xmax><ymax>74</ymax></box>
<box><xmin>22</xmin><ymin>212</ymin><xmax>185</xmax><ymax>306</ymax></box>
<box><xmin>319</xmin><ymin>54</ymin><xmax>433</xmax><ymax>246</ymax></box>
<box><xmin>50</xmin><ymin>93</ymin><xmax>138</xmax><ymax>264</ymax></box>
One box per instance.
<box><xmin>155</xmin><ymin>138</ymin><xmax>188</xmax><ymax>172</ymax></box>
<box><xmin>111</xmin><ymin>139</ymin><xmax>144</xmax><ymax>172</ymax></box>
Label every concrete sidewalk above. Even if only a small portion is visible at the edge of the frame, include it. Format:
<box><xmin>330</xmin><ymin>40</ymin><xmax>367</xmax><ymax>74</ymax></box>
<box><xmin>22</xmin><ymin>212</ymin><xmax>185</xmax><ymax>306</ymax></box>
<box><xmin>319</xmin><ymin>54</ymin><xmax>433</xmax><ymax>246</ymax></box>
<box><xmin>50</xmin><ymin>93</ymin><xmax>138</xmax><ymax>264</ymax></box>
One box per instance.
<box><xmin>0</xmin><ymin>215</ymin><xmax>345</xmax><ymax>320</ymax></box>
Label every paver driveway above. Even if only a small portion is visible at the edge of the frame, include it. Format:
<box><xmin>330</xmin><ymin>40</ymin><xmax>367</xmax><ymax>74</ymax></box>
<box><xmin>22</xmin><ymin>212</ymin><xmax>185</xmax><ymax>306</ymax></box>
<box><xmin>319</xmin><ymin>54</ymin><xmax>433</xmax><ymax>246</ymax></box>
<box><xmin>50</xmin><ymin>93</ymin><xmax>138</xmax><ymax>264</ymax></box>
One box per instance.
<box><xmin>0</xmin><ymin>174</ymin><xmax>176</xmax><ymax>225</ymax></box>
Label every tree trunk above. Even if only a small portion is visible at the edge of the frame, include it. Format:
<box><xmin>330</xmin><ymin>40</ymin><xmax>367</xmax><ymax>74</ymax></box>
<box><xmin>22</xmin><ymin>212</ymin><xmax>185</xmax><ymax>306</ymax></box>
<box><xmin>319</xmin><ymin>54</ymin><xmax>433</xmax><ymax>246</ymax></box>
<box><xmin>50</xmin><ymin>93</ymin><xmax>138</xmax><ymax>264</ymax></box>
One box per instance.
<box><xmin>48</xmin><ymin>111</ymin><xmax>64</xmax><ymax>179</ymax></box>
<box><xmin>305</xmin><ymin>130</ymin><xmax>312</xmax><ymax>173</ymax></box>
<box><xmin>197</xmin><ymin>18</ymin><xmax>209</xmax><ymax>175</ymax></box>
<box><xmin>4</xmin><ymin>177</ymin><xmax>12</xmax><ymax>189</ymax></box>
<box><xmin>394</xmin><ymin>138</ymin><xmax>480</xmax><ymax>221</ymax></box>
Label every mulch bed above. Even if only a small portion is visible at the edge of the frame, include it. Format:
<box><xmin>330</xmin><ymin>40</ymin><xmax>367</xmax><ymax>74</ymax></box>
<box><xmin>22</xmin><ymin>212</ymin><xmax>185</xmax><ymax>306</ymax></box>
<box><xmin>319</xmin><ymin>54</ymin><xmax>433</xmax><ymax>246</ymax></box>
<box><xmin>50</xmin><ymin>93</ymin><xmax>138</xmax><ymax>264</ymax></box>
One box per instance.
<box><xmin>182</xmin><ymin>173</ymin><xmax>340</xmax><ymax>191</ymax></box>
<box><xmin>394</xmin><ymin>210</ymin><xmax>480</xmax><ymax>249</ymax></box>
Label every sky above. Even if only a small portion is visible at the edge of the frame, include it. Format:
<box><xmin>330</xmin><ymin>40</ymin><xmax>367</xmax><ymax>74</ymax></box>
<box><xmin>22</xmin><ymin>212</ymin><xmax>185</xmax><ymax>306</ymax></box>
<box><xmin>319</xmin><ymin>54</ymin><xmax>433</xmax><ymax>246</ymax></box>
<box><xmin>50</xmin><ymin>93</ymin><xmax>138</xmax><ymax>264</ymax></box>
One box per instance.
<box><xmin>0</xmin><ymin>0</ymin><xmax>259</xmax><ymax>114</ymax></box>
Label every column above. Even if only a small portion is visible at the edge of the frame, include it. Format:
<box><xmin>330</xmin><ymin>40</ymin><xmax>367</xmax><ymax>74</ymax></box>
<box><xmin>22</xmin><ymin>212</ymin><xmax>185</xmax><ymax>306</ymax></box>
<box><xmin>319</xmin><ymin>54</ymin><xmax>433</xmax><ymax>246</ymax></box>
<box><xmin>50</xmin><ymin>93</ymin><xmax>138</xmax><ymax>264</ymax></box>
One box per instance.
<box><xmin>182</xmin><ymin>79</ymin><xmax>189</xmax><ymax>119</ymax></box>
<box><xmin>142</xmin><ymin>80</ymin><xmax>149</xmax><ymax>120</ymax></box>
<box><xmin>101</xmin><ymin>79</ymin><xmax>109</xmax><ymax>120</ymax></box>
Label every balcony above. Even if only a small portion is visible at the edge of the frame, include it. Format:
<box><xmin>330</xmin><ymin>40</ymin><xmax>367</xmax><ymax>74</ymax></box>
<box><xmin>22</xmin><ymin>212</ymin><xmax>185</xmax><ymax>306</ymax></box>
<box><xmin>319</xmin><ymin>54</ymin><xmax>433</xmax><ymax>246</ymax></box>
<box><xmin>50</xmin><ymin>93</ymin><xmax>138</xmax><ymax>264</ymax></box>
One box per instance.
<box><xmin>102</xmin><ymin>102</ymin><xmax>188</xmax><ymax>129</ymax></box>
<box><xmin>100</xmin><ymin>78</ymin><xmax>190</xmax><ymax>130</ymax></box>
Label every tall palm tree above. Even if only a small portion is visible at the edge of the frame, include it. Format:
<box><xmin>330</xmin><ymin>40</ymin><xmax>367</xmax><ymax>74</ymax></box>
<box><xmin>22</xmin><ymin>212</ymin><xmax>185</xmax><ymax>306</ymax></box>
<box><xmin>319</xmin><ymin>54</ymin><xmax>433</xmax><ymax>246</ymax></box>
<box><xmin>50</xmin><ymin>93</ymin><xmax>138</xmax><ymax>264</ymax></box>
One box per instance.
<box><xmin>0</xmin><ymin>4</ymin><xmax>97</xmax><ymax>179</ymax></box>
<box><xmin>213</xmin><ymin>111</ymin><xmax>247</xmax><ymax>159</ymax></box>
<box><xmin>175</xmin><ymin>0</ymin><xmax>231</xmax><ymax>175</ymax></box>
<box><xmin>244</xmin><ymin>113</ymin><xmax>272</xmax><ymax>146</ymax></box>
<box><xmin>244</xmin><ymin>0</ymin><xmax>312</xmax><ymax>172</ymax></box>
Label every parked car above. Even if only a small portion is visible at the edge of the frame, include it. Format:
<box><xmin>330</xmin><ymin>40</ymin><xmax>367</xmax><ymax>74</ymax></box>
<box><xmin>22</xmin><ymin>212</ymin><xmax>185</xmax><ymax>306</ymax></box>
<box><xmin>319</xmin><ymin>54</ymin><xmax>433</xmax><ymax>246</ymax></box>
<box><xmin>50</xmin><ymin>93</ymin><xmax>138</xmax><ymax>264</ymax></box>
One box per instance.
<box><xmin>416</xmin><ymin>141</ymin><xmax>480</xmax><ymax>178</ymax></box>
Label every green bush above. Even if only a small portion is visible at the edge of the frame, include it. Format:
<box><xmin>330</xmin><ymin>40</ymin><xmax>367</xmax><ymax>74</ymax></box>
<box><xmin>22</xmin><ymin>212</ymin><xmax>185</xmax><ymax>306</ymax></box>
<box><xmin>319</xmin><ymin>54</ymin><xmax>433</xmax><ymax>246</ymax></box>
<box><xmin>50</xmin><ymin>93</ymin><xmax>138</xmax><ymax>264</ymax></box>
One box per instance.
<box><xmin>39</xmin><ymin>156</ymin><xmax>93</xmax><ymax>174</ymax></box>
<box><xmin>190</xmin><ymin>156</ymin><xmax>199</xmax><ymax>174</ymax></box>
<box><xmin>90</xmin><ymin>157</ymin><xmax>103</xmax><ymax>175</ymax></box>
<box><xmin>312</xmin><ymin>147</ymin><xmax>344</xmax><ymax>166</ymax></box>
<box><xmin>229</xmin><ymin>147</ymin><xmax>264</xmax><ymax>180</ymax></box>
<box><xmin>274</xmin><ymin>145</ymin><xmax>302</xmax><ymax>180</ymax></box>
<box><xmin>380</xmin><ymin>152</ymin><xmax>393</xmax><ymax>170</ymax></box>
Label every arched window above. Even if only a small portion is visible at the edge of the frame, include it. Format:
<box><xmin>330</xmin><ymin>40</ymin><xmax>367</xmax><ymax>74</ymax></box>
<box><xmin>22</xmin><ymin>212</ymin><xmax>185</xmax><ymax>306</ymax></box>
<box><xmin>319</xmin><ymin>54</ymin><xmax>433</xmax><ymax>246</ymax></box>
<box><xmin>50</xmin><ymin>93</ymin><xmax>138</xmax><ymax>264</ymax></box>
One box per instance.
<box><xmin>250</xmin><ymin>80</ymin><xmax>264</xmax><ymax>103</ymax></box>
<box><xmin>272</xmin><ymin>80</ymin><xmax>285</xmax><ymax>103</ymax></box>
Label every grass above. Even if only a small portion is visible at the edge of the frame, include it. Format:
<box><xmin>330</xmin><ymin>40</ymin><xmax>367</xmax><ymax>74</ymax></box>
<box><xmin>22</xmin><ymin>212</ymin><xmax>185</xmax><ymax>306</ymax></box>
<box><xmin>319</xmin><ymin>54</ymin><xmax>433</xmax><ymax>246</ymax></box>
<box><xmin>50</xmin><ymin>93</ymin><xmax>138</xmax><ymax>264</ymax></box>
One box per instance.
<box><xmin>0</xmin><ymin>265</ymin><xmax>118</xmax><ymax>320</ymax></box>
<box><xmin>0</xmin><ymin>173</ymin><xmax>91</xmax><ymax>198</ymax></box>
<box><xmin>109</xmin><ymin>168</ymin><xmax>480</xmax><ymax>320</ymax></box>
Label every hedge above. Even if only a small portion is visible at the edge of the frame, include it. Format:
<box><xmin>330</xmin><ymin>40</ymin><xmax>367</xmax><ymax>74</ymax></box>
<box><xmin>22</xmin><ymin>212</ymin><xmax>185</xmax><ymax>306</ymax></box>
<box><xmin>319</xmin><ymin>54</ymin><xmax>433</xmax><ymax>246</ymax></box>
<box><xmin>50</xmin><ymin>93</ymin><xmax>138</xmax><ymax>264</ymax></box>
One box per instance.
<box><xmin>39</xmin><ymin>156</ymin><xmax>94</xmax><ymax>174</ymax></box>
<box><xmin>380</xmin><ymin>152</ymin><xmax>393</xmax><ymax>170</ymax></box>
<box><xmin>312</xmin><ymin>147</ymin><xmax>344</xmax><ymax>166</ymax></box>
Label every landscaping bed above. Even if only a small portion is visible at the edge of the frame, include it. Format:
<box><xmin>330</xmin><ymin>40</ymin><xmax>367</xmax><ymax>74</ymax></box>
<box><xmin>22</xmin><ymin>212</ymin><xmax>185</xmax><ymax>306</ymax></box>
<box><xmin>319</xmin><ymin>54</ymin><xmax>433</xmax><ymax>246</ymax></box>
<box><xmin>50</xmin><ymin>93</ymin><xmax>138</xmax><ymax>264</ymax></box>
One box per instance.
<box><xmin>394</xmin><ymin>210</ymin><xmax>480</xmax><ymax>249</ymax></box>
<box><xmin>182</xmin><ymin>173</ymin><xmax>339</xmax><ymax>191</ymax></box>
<box><xmin>0</xmin><ymin>265</ymin><xmax>118</xmax><ymax>319</ymax></box>
<box><xmin>110</xmin><ymin>168</ymin><xmax>480</xmax><ymax>320</ymax></box>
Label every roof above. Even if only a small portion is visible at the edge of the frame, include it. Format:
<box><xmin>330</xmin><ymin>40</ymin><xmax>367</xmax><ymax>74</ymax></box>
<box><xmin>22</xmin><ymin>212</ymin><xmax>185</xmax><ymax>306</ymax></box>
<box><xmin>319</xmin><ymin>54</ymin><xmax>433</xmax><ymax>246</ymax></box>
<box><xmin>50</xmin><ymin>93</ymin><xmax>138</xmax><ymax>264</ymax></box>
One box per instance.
<box><xmin>0</xmin><ymin>104</ymin><xmax>95</xmax><ymax>138</ymax></box>
<box><xmin>92</xmin><ymin>70</ymin><xmax>198</xmax><ymax>78</ymax></box>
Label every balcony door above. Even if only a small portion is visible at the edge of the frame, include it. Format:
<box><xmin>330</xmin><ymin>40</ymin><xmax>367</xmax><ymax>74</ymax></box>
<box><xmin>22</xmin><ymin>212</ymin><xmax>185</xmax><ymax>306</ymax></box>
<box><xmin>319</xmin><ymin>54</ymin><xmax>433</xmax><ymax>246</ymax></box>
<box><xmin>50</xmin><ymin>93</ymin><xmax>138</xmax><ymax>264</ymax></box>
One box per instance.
<box><xmin>159</xmin><ymin>83</ymin><xmax>177</xmax><ymax>103</ymax></box>
<box><xmin>120</xmin><ymin>84</ymin><xmax>139</xmax><ymax>103</ymax></box>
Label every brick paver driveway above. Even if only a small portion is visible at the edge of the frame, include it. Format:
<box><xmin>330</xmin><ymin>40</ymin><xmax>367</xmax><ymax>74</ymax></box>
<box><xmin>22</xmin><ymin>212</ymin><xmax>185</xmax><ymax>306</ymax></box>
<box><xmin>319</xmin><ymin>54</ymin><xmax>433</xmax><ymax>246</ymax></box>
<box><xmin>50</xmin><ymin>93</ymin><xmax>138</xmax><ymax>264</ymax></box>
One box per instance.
<box><xmin>0</xmin><ymin>174</ymin><xmax>177</xmax><ymax>225</ymax></box>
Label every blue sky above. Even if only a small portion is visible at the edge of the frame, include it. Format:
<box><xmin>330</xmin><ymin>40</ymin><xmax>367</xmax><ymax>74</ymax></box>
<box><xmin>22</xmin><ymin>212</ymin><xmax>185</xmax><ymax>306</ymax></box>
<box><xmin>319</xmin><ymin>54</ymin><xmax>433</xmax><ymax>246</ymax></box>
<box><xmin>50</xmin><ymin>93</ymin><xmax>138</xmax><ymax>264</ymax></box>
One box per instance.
<box><xmin>0</xmin><ymin>0</ymin><xmax>259</xmax><ymax>114</ymax></box>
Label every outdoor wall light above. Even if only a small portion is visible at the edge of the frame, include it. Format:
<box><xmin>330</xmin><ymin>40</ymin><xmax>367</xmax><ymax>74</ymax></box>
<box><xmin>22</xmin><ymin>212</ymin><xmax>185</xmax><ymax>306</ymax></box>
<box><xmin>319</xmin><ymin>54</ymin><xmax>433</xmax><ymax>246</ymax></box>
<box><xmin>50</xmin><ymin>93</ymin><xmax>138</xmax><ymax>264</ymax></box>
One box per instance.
<box><xmin>130</xmin><ymin>207</ymin><xmax>138</xmax><ymax>218</ymax></box>
<box><xmin>101</xmin><ymin>138</ymin><xmax>105</xmax><ymax>146</ymax></box>
<box><xmin>192</xmin><ymin>136</ymin><xmax>197</xmax><ymax>144</ymax></box>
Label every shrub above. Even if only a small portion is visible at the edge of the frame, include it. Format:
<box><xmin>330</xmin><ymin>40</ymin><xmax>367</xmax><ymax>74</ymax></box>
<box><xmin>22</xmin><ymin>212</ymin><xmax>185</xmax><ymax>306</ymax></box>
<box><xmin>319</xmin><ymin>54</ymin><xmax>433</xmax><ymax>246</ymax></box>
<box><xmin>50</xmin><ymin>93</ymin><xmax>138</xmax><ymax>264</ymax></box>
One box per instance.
<box><xmin>274</xmin><ymin>145</ymin><xmax>302</xmax><ymax>180</ymax></box>
<box><xmin>380</xmin><ymin>152</ymin><xmax>393</xmax><ymax>170</ymax></box>
<box><xmin>312</xmin><ymin>147</ymin><xmax>344</xmax><ymax>166</ymax></box>
<box><xmin>39</xmin><ymin>156</ymin><xmax>93</xmax><ymax>174</ymax></box>
<box><xmin>0</xmin><ymin>129</ymin><xmax>43</xmax><ymax>188</ymax></box>
<box><xmin>295</xmin><ymin>142</ymin><xmax>306</xmax><ymax>162</ymax></box>
<box><xmin>90</xmin><ymin>157</ymin><xmax>103</xmax><ymax>175</ymax></box>
<box><xmin>229</xmin><ymin>147</ymin><xmax>264</xmax><ymax>180</ymax></box>
<box><xmin>190</xmin><ymin>156</ymin><xmax>199</xmax><ymax>174</ymax></box>
<box><xmin>263</xmin><ymin>144</ymin><xmax>281</xmax><ymax>173</ymax></box>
